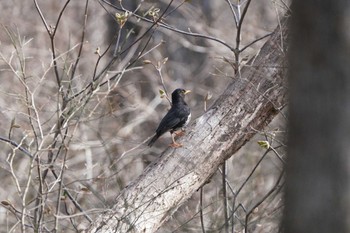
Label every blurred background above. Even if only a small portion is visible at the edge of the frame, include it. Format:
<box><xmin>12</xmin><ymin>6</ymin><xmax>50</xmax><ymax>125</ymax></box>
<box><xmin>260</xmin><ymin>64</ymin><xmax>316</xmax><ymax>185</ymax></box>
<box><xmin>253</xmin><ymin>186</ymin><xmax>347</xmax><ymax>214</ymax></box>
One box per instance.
<box><xmin>0</xmin><ymin>0</ymin><xmax>288</xmax><ymax>232</ymax></box>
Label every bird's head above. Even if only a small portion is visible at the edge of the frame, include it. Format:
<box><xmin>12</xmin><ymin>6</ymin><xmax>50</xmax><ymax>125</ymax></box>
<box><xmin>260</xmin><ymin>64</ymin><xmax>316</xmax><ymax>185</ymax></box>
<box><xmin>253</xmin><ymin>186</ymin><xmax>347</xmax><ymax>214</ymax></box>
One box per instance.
<box><xmin>173</xmin><ymin>88</ymin><xmax>191</xmax><ymax>97</ymax></box>
<box><xmin>172</xmin><ymin>88</ymin><xmax>191</xmax><ymax>104</ymax></box>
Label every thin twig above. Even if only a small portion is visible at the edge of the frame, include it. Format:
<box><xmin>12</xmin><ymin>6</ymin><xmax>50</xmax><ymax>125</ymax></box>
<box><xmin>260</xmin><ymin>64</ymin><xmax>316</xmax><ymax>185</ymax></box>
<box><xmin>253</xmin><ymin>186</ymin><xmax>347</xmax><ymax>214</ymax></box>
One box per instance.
<box><xmin>225</xmin><ymin>0</ymin><xmax>239</xmax><ymax>27</ymax></box>
<box><xmin>239</xmin><ymin>32</ymin><xmax>273</xmax><ymax>53</ymax></box>
<box><xmin>199</xmin><ymin>187</ymin><xmax>206</xmax><ymax>233</ymax></box>
<box><xmin>244</xmin><ymin>170</ymin><xmax>284</xmax><ymax>232</ymax></box>
<box><xmin>101</xmin><ymin>0</ymin><xmax>235</xmax><ymax>51</ymax></box>
<box><xmin>50</xmin><ymin>170</ymin><xmax>93</xmax><ymax>223</ymax></box>
<box><xmin>222</xmin><ymin>162</ymin><xmax>229</xmax><ymax>233</ymax></box>
<box><xmin>234</xmin><ymin>0</ymin><xmax>253</xmax><ymax>73</ymax></box>
<box><xmin>236</xmin><ymin>149</ymin><xmax>270</xmax><ymax>196</ymax></box>
<box><xmin>72</xmin><ymin>0</ymin><xmax>172</xmax><ymax>102</ymax></box>
<box><xmin>236</xmin><ymin>0</ymin><xmax>252</xmax><ymax>49</ymax></box>
<box><xmin>113</xmin><ymin>27</ymin><xmax>122</xmax><ymax>57</ymax></box>
<box><xmin>52</xmin><ymin>0</ymin><xmax>72</xmax><ymax>38</ymax></box>
<box><xmin>68</xmin><ymin>0</ymin><xmax>90</xmax><ymax>96</ymax></box>
<box><xmin>54</xmin><ymin>149</ymin><xmax>68</xmax><ymax>231</ymax></box>
<box><xmin>0</xmin><ymin>136</ymin><xmax>33</xmax><ymax>159</ymax></box>
<box><xmin>33</xmin><ymin>0</ymin><xmax>50</xmax><ymax>35</ymax></box>
<box><xmin>21</xmin><ymin>151</ymin><xmax>37</xmax><ymax>232</ymax></box>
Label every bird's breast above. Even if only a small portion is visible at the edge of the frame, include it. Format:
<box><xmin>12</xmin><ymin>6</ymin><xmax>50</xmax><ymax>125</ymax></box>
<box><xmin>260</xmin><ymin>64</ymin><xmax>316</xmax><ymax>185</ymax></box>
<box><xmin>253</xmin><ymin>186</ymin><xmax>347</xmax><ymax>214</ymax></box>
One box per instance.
<box><xmin>185</xmin><ymin>112</ymin><xmax>191</xmax><ymax>126</ymax></box>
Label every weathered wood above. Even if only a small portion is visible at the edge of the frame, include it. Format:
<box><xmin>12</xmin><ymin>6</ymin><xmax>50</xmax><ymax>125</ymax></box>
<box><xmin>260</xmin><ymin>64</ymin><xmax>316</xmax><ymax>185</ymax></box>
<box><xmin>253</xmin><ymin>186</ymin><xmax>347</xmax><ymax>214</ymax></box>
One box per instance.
<box><xmin>88</xmin><ymin>16</ymin><xmax>289</xmax><ymax>233</ymax></box>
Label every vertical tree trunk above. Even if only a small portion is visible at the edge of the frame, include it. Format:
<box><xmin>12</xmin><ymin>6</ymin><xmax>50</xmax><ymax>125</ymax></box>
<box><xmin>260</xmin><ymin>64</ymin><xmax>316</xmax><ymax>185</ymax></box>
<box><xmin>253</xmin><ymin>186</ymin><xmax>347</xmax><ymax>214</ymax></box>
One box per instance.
<box><xmin>285</xmin><ymin>1</ymin><xmax>350</xmax><ymax>233</ymax></box>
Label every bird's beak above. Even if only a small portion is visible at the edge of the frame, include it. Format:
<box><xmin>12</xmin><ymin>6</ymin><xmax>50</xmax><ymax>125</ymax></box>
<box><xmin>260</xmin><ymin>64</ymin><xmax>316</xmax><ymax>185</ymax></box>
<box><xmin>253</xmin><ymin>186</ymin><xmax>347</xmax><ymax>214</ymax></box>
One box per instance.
<box><xmin>184</xmin><ymin>90</ymin><xmax>191</xmax><ymax>95</ymax></box>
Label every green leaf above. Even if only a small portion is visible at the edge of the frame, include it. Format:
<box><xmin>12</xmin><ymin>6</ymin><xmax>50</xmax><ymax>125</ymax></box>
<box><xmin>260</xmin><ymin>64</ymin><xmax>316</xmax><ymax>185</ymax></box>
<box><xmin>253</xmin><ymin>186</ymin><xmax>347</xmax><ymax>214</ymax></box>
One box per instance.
<box><xmin>257</xmin><ymin>140</ymin><xmax>270</xmax><ymax>149</ymax></box>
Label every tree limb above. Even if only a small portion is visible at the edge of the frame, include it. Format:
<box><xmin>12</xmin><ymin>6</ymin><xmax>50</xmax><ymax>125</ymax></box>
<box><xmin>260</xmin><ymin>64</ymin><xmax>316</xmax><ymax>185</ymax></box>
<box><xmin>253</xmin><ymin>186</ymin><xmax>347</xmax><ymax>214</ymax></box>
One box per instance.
<box><xmin>88</xmin><ymin>15</ymin><xmax>289</xmax><ymax>233</ymax></box>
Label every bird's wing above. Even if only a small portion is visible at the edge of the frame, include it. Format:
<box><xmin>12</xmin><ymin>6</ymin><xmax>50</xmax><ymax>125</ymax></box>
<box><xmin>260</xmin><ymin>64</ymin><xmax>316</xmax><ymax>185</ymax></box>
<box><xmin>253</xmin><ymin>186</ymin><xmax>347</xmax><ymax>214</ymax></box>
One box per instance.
<box><xmin>156</xmin><ymin>107</ymin><xmax>188</xmax><ymax>135</ymax></box>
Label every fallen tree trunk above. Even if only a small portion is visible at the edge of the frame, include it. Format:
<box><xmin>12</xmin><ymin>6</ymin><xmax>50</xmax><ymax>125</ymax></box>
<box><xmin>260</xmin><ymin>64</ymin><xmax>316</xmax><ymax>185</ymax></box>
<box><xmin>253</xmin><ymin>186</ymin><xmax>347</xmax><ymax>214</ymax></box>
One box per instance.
<box><xmin>88</xmin><ymin>16</ymin><xmax>289</xmax><ymax>233</ymax></box>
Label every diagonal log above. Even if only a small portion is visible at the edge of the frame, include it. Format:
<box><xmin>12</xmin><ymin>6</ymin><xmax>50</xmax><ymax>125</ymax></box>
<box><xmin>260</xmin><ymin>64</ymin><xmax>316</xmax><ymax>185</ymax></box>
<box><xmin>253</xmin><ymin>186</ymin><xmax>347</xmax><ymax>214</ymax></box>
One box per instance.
<box><xmin>88</xmin><ymin>15</ymin><xmax>289</xmax><ymax>233</ymax></box>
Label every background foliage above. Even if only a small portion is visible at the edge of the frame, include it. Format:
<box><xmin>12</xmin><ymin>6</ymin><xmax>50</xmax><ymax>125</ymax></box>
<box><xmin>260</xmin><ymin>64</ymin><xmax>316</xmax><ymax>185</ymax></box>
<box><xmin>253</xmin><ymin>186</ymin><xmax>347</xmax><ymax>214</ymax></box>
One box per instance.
<box><xmin>0</xmin><ymin>0</ymin><xmax>288</xmax><ymax>232</ymax></box>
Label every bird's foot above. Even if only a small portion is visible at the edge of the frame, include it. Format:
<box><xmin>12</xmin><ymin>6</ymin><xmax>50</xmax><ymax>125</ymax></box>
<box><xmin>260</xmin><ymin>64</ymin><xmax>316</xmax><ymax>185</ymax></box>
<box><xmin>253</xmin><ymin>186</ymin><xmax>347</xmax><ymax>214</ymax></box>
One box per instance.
<box><xmin>169</xmin><ymin>142</ymin><xmax>182</xmax><ymax>148</ymax></box>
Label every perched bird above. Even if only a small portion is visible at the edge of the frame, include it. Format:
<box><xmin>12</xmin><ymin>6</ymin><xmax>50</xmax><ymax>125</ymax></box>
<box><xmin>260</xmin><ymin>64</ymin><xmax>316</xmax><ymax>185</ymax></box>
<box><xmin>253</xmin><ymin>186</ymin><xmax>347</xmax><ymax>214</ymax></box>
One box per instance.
<box><xmin>148</xmin><ymin>88</ymin><xmax>191</xmax><ymax>148</ymax></box>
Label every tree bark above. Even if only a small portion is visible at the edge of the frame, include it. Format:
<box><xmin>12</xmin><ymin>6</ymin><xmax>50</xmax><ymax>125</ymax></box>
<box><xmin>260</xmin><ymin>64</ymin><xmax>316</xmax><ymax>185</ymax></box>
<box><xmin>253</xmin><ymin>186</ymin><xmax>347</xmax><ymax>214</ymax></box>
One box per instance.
<box><xmin>88</xmin><ymin>17</ymin><xmax>288</xmax><ymax>233</ymax></box>
<box><xmin>284</xmin><ymin>1</ymin><xmax>350</xmax><ymax>233</ymax></box>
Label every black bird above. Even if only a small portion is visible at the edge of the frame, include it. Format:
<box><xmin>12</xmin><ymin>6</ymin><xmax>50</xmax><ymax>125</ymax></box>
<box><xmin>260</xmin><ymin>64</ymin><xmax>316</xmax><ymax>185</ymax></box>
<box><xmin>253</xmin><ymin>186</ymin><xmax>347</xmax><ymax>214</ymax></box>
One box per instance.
<box><xmin>148</xmin><ymin>88</ymin><xmax>191</xmax><ymax>147</ymax></box>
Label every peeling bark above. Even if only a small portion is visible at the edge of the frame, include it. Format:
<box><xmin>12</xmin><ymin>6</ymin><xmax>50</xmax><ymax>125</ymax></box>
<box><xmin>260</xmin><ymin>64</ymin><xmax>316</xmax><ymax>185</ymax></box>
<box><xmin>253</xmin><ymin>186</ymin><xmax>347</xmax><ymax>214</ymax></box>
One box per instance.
<box><xmin>88</xmin><ymin>16</ymin><xmax>289</xmax><ymax>233</ymax></box>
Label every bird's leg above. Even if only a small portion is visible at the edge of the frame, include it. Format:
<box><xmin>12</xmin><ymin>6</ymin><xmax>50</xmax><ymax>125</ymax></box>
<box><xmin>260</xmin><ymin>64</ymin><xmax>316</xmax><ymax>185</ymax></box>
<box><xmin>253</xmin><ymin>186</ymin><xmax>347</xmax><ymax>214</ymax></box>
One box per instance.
<box><xmin>169</xmin><ymin>132</ymin><xmax>182</xmax><ymax>148</ymax></box>
<box><xmin>174</xmin><ymin>128</ymin><xmax>186</xmax><ymax>137</ymax></box>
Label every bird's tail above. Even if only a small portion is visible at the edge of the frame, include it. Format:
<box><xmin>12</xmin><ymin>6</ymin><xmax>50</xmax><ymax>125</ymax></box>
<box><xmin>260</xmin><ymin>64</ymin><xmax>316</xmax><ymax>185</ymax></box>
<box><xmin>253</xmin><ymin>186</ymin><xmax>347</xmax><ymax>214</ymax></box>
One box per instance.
<box><xmin>148</xmin><ymin>134</ymin><xmax>159</xmax><ymax>147</ymax></box>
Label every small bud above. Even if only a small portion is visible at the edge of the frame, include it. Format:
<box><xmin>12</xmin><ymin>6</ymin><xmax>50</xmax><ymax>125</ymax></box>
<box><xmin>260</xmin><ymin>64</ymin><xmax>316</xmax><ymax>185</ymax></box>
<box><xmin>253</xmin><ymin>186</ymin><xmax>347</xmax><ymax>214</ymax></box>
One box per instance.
<box><xmin>205</xmin><ymin>92</ymin><xmax>212</xmax><ymax>101</ymax></box>
<box><xmin>156</xmin><ymin>61</ymin><xmax>161</xmax><ymax>70</ymax></box>
<box><xmin>10</xmin><ymin>118</ymin><xmax>20</xmax><ymax>128</ymax></box>
<box><xmin>1</xmin><ymin>200</ymin><xmax>11</xmax><ymax>206</ymax></box>
<box><xmin>115</xmin><ymin>11</ymin><xmax>129</xmax><ymax>28</ymax></box>
<box><xmin>159</xmin><ymin>89</ymin><xmax>166</xmax><ymax>98</ymax></box>
<box><xmin>162</xmin><ymin>57</ymin><xmax>168</xmax><ymax>64</ymax></box>
<box><xmin>80</xmin><ymin>187</ymin><xmax>91</xmax><ymax>194</ymax></box>
<box><xmin>94</xmin><ymin>47</ymin><xmax>101</xmax><ymax>56</ymax></box>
